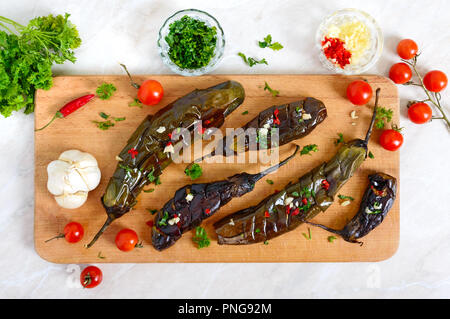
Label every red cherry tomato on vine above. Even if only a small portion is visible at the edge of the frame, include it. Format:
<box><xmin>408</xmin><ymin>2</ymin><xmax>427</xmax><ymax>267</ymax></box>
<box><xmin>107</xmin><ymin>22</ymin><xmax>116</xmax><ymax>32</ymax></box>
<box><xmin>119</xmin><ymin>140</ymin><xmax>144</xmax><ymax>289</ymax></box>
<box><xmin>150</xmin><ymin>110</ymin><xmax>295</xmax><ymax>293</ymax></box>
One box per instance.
<box><xmin>408</xmin><ymin>102</ymin><xmax>432</xmax><ymax>124</ymax></box>
<box><xmin>115</xmin><ymin>229</ymin><xmax>139</xmax><ymax>252</ymax></box>
<box><xmin>137</xmin><ymin>80</ymin><xmax>164</xmax><ymax>105</ymax></box>
<box><xmin>379</xmin><ymin>129</ymin><xmax>403</xmax><ymax>151</ymax></box>
<box><xmin>80</xmin><ymin>266</ymin><xmax>103</xmax><ymax>288</ymax></box>
<box><xmin>389</xmin><ymin>63</ymin><xmax>412</xmax><ymax>84</ymax></box>
<box><xmin>423</xmin><ymin>70</ymin><xmax>447</xmax><ymax>93</ymax></box>
<box><xmin>397</xmin><ymin>39</ymin><xmax>418</xmax><ymax>60</ymax></box>
<box><xmin>346</xmin><ymin>80</ymin><xmax>373</xmax><ymax>105</ymax></box>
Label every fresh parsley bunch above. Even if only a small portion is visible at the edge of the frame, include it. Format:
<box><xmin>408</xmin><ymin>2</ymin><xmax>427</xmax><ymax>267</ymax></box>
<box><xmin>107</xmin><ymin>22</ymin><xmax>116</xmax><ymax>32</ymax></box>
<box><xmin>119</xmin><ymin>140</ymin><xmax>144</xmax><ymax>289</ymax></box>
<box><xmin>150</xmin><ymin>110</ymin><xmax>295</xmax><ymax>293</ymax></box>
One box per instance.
<box><xmin>0</xmin><ymin>13</ymin><xmax>81</xmax><ymax>117</ymax></box>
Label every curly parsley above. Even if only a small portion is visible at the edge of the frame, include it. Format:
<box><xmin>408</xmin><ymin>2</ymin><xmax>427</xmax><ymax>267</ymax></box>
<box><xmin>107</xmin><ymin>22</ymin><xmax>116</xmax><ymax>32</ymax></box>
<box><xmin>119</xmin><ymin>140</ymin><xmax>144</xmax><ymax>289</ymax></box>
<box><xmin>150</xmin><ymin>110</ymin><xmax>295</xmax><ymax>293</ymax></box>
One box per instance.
<box><xmin>96</xmin><ymin>83</ymin><xmax>117</xmax><ymax>100</ymax></box>
<box><xmin>185</xmin><ymin>163</ymin><xmax>202</xmax><ymax>180</ymax></box>
<box><xmin>300</xmin><ymin>144</ymin><xmax>318</xmax><ymax>156</ymax></box>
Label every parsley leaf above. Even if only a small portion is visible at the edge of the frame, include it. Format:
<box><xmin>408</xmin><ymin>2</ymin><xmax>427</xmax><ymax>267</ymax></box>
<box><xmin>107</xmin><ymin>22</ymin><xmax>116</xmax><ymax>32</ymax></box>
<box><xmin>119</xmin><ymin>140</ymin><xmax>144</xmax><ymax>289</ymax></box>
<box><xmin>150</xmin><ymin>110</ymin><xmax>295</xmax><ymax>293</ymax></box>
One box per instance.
<box><xmin>375</xmin><ymin>107</ymin><xmax>393</xmax><ymax>129</ymax></box>
<box><xmin>184</xmin><ymin>163</ymin><xmax>203</xmax><ymax>180</ymax></box>
<box><xmin>0</xmin><ymin>13</ymin><xmax>81</xmax><ymax>117</ymax></box>
<box><xmin>368</xmin><ymin>151</ymin><xmax>375</xmax><ymax>159</ymax></box>
<box><xmin>147</xmin><ymin>208</ymin><xmax>158</xmax><ymax>215</ymax></box>
<box><xmin>193</xmin><ymin>226</ymin><xmax>210</xmax><ymax>249</ymax></box>
<box><xmin>129</xmin><ymin>98</ymin><xmax>143</xmax><ymax>108</ymax></box>
<box><xmin>238</xmin><ymin>52</ymin><xmax>268</xmax><ymax>67</ymax></box>
<box><xmin>328</xmin><ymin>236</ymin><xmax>337</xmax><ymax>243</ymax></box>
<box><xmin>99</xmin><ymin>112</ymin><xmax>110</xmax><ymax>119</ymax></box>
<box><xmin>242</xmin><ymin>110</ymin><xmax>249</xmax><ymax>115</ymax></box>
<box><xmin>96</xmin><ymin>83</ymin><xmax>117</xmax><ymax>100</ymax></box>
<box><xmin>338</xmin><ymin>194</ymin><xmax>354</xmax><ymax>201</ymax></box>
<box><xmin>302</xmin><ymin>228</ymin><xmax>312</xmax><ymax>240</ymax></box>
<box><xmin>334</xmin><ymin>133</ymin><xmax>345</xmax><ymax>146</ymax></box>
<box><xmin>300</xmin><ymin>144</ymin><xmax>318</xmax><ymax>156</ymax></box>
<box><xmin>158</xmin><ymin>211</ymin><xmax>169</xmax><ymax>226</ymax></box>
<box><xmin>264</xmin><ymin>82</ymin><xmax>279</xmax><ymax>97</ymax></box>
<box><xmin>93</xmin><ymin>120</ymin><xmax>115</xmax><ymax>130</ymax></box>
<box><xmin>258</xmin><ymin>34</ymin><xmax>284</xmax><ymax>51</ymax></box>
<box><xmin>266</xmin><ymin>179</ymin><xmax>274</xmax><ymax>185</ymax></box>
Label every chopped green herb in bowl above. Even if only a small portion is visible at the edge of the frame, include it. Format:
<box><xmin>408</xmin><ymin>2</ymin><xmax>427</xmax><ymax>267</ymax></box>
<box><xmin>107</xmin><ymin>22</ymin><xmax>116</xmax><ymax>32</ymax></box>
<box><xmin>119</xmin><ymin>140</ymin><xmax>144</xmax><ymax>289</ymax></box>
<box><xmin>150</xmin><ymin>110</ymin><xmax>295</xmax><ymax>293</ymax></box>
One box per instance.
<box><xmin>157</xmin><ymin>9</ymin><xmax>225</xmax><ymax>76</ymax></box>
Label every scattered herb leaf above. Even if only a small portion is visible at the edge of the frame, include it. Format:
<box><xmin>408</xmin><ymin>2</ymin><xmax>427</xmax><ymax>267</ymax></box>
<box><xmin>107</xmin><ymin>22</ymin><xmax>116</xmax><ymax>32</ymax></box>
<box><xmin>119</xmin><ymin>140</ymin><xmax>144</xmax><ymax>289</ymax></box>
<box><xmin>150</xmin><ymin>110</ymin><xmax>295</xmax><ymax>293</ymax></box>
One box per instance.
<box><xmin>255</xmin><ymin>228</ymin><xmax>261</xmax><ymax>233</ymax></box>
<box><xmin>242</xmin><ymin>110</ymin><xmax>249</xmax><ymax>115</ymax></box>
<box><xmin>97</xmin><ymin>251</ymin><xmax>106</xmax><ymax>259</ymax></box>
<box><xmin>258</xmin><ymin>34</ymin><xmax>283</xmax><ymax>51</ymax></box>
<box><xmin>300</xmin><ymin>144</ymin><xmax>318</xmax><ymax>156</ymax></box>
<box><xmin>264</xmin><ymin>240</ymin><xmax>269</xmax><ymax>245</ymax></box>
<box><xmin>147</xmin><ymin>208</ymin><xmax>158</xmax><ymax>215</ymax></box>
<box><xmin>368</xmin><ymin>151</ymin><xmax>375</xmax><ymax>159</ymax></box>
<box><xmin>302</xmin><ymin>228</ymin><xmax>312</xmax><ymax>240</ymax></box>
<box><xmin>266</xmin><ymin>179</ymin><xmax>274</xmax><ymax>185</ymax></box>
<box><xmin>114</xmin><ymin>117</ymin><xmax>126</xmax><ymax>122</ymax></box>
<box><xmin>238</xmin><ymin>52</ymin><xmax>268</xmax><ymax>67</ymax></box>
<box><xmin>129</xmin><ymin>98</ymin><xmax>143</xmax><ymax>108</ymax></box>
<box><xmin>143</xmin><ymin>188</ymin><xmax>155</xmax><ymax>193</ymax></box>
<box><xmin>158</xmin><ymin>211</ymin><xmax>169</xmax><ymax>226</ymax></box>
<box><xmin>193</xmin><ymin>226</ymin><xmax>210</xmax><ymax>249</ymax></box>
<box><xmin>328</xmin><ymin>236</ymin><xmax>337</xmax><ymax>243</ymax></box>
<box><xmin>375</xmin><ymin>107</ymin><xmax>393</xmax><ymax>129</ymax></box>
<box><xmin>96</xmin><ymin>83</ymin><xmax>117</xmax><ymax>100</ymax></box>
<box><xmin>184</xmin><ymin>163</ymin><xmax>203</xmax><ymax>180</ymax></box>
<box><xmin>291</xmin><ymin>191</ymin><xmax>300</xmax><ymax>197</ymax></box>
<box><xmin>334</xmin><ymin>133</ymin><xmax>344</xmax><ymax>146</ymax></box>
<box><xmin>99</xmin><ymin>112</ymin><xmax>109</xmax><ymax>119</ymax></box>
<box><xmin>338</xmin><ymin>194</ymin><xmax>354</xmax><ymax>201</ymax></box>
<box><xmin>263</xmin><ymin>81</ymin><xmax>279</xmax><ymax>97</ymax></box>
<box><xmin>93</xmin><ymin>120</ymin><xmax>115</xmax><ymax>130</ymax></box>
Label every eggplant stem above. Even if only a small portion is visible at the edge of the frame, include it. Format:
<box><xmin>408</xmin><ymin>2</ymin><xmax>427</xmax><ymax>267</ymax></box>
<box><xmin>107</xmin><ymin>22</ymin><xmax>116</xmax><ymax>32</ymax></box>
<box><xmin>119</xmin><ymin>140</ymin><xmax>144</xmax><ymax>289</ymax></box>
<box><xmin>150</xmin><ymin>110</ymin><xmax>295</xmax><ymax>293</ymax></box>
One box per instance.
<box><xmin>303</xmin><ymin>220</ymin><xmax>342</xmax><ymax>236</ymax></box>
<box><xmin>119</xmin><ymin>63</ymin><xmax>140</xmax><ymax>90</ymax></box>
<box><xmin>250</xmin><ymin>145</ymin><xmax>300</xmax><ymax>183</ymax></box>
<box><xmin>86</xmin><ymin>217</ymin><xmax>113</xmax><ymax>248</ymax></box>
<box><xmin>364</xmin><ymin>88</ymin><xmax>381</xmax><ymax>145</ymax></box>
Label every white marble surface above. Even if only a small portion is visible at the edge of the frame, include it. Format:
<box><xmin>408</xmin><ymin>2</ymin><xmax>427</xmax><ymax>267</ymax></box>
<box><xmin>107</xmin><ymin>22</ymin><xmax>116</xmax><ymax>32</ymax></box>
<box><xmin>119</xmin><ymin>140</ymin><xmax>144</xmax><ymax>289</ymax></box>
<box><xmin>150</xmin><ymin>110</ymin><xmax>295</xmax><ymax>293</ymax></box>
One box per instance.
<box><xmin>0</xmin><ymin>0</ymin><xmax>449</xmax><ymax>299</ymax></box>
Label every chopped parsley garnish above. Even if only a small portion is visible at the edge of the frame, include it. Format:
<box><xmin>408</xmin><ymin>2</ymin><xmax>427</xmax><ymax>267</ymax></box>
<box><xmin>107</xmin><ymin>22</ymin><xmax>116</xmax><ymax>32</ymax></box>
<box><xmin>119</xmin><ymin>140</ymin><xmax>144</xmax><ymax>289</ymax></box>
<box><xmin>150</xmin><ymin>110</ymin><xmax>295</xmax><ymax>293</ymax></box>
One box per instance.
<box><xmin>300</xmin><ymin>144</ymin><xmax>318</xmax><ymax>156</ymax></box>
<box><xmin>158</xmin><ymin>211</ymin><xmax>169</xmax><ymax>226</ymax></box>
<box><xmin>193</xmin><ymin>226</ymin><xmax>210</xmax><ymax>249</ymax></box>
<box><xmin>154</xmin><ymin>176</ymin><xmax>162</xmax><ymax>185</ymax></box>
<box><xmin>147</xmin><ymin>168</ymin><xmax>156</xmax><ymax>182</ymax></box>
<box><xmin>328</xmin><ymin>236</ymin><xmax>337</xmax><ymax>243</ymax></box>
<box><xmin>129</xmin><ymin>98</ymin><xmax>143</xmax><ymax>108</ymax></box>
<box><xmin>143</xmin><ymin>188</ymin><xmax>155</xmax><ymax>193</ymax></box>
<box><xmin>338</xmin><ymin>194</ymin><xmax>354</xmax><ymax>201</ymax></box>
<box><xmin>264</xmin><ymin>240</ymin><xmax>269</xmax><ymax>245</ymax></box>
<box><xmin>263</xmin><ymin>81</ymin><xmax>279</xmax><ymax>97</ymax></box>
<box><xmin>375</xmin><ymin>107</ymin><xmax>393</xmax><ymax>129</ymax></box>
<box><xmin>96</xmin><ymin>83</ymin><xmax>117</xmax><ymax>100</ymax></box>
<box><xmin>266</xmin><ymin>179</ymin><xmax>274</xmax><ymax>185</ymax></box>
<box><xmin>255</xmin><ymin>228</ymin><xmax>261</xmax><ymax>233</ymax></box>
<box><xmin>291</xmin><ymin>191</ymin><xmax>300</xmax><ymax>197</ymax></box>
<box><xmin>99</xmin><ymin>112</ymin><xmax>109</xmax><ymax>119</ymax></box>
<box><xmin>165</xmin><ymin>15</ymin><xmax>217</xmax><ymax>69</ymax></box>
<box><xmin>368</xmin><ymin>151</ymin><xmax>375</xmax><ymax>159</ymax></box>
<box><xmin>334</xmin><ymin>133</ymin><xmax>345</xmax><ymax>146</ymax></box>
<box><xmin>147</xmin><ymin>208</ymin><xmax>158</xmax><ymax>215</ymax></box>
<box><xmin>184</xmin><ymin>163</ymin><xmax>203</xmax><ymax>180</ymax></box>
<box><xmin>242</xmin><ymin>110</ymin><xmax>249</xmax><ymax>115</ymax></box>
<box><xmin>258</xmin><ymin>34</ymin><xmax>283</xmax><ymax>51</ymax></box>
<box><xmin>238</xmin><ymin>52</ymin><xmax>268</xmax><ymax>67</ymax></box>
<box><xmin>93</xmin><ymin>120</ymin><xmax>114</xmax><ymax>130</ymax></box>
<box><xmin>114</xmin><ymin>117</ymin><xmax>126</xmax><ymax>122</ymax></box>
<box><xmin>302</xmin><ymin>228</ymin><xmax>312</xmax><ymax>240</ymax></box>
<box><xmin>119</xmin><ymin>163</ymin><xmax>133</xmax><ymax>174</ymax></box>
<box><xmin>97</xmin><ymin>251</ymin><xmax>106</xmax><ymax>259</ymax></box>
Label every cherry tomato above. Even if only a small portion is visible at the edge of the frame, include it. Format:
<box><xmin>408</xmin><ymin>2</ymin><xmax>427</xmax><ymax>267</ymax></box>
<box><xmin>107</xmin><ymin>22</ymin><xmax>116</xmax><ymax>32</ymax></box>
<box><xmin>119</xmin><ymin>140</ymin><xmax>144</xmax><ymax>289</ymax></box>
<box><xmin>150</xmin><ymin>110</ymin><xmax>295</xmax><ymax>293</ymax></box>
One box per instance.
<box><xmin>423</xmin><ymin>70</ymin><xmax>447</xmax><ymax>93</ymax></box>
<box><xmin>397</xmin><ymin>39</ymin><xmax>418</xmax><ymax>60</ymax></box>
<box><xmin>379</xmin><ymin>129</ymin><xmax>403</xmax><ymax>151</ymax></box>
<box><xmin>389</xmin><ymin>63</ymin><xmax>412</xmax><ymax>84</ymax></box>
<box><xmin>346</xmin><ymin>80</ymin><xmax>373</xmax><ymax>105</ymax></box>
<box><xmin>115</xmin><ymin>229</ymin><xmax>139</xmax><ymax>252</ymax></box>
<box><xmin>137</xmin><ymin>80</ymin><xmax>164</xmax><ymax>105</ymax></box>
<box><xmin>63</xmin><ymin>222</ymin><xmax>84</xmax><ymax>243</ymax></box>
<box><xmin>408</xmin><ymin>102</ymin><xmax>432</xmax><ymax>124</ymax></box>
<box><xmin>80</xmin><ymin>266</ymin><xmax>103</xmax><ymax>288</ymax></box>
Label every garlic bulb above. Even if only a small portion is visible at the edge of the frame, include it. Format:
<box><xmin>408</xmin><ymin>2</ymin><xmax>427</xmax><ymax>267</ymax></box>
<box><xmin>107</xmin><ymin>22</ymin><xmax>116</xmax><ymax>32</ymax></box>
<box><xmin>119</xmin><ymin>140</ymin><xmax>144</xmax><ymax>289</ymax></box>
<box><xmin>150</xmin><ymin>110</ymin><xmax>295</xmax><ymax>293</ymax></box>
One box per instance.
<box><xmin>47</xmin><ymin>150</ymin><xmax>101</xmax><ymax>209</ymax></box>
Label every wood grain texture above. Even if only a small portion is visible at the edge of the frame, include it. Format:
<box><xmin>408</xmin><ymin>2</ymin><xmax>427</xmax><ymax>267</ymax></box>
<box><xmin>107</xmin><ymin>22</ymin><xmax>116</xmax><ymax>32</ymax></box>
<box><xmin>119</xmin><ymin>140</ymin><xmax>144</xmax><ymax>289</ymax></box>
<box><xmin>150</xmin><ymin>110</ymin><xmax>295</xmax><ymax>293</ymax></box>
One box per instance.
<box><xmin>34</xmin><ymin>74</ymin><xmax>399</xmax><ymax>263</ymax></box>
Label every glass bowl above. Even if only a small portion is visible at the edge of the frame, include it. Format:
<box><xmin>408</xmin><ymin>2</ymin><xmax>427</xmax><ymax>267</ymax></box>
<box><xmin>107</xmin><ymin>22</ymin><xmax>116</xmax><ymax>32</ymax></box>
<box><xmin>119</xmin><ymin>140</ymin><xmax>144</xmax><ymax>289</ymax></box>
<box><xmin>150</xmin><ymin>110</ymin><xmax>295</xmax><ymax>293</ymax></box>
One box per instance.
<box><xmin>316</xmin><ymin>8</ymin><xmax>383</xmax><ymax>75</ymax></box>
<box><xmin>157</xmin><ymin>9</ymin><xmax>225</xmax><ymax>76</ymax></box>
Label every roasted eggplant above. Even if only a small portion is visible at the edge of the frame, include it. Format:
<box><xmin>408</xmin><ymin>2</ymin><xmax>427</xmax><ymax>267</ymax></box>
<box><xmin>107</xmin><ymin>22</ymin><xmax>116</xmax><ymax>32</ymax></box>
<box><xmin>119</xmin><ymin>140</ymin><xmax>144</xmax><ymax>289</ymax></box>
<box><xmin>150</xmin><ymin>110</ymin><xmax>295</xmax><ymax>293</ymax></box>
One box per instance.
<box><xmin>152</xmin><ymin>146</ymin><xmax>299</xmax><ymax>251</ymax></box>
<box><xmin>197</xmin><ymin>97</ymin><xmax>327</xmax><ymax>161</ymax></box>
<box><xmin>87</xmin><ymin>81</ymin><xmax>245</xmax><ymax>248</ymax></box>
<box><xmin>214</xmin><ymin>89</ymin><xmax>381</xmax><ymax>245</ymax></box>
<box><xmin>305</xmin><ymin>173</ymin><xmax>397</xmax><ymax>245</ymax></box>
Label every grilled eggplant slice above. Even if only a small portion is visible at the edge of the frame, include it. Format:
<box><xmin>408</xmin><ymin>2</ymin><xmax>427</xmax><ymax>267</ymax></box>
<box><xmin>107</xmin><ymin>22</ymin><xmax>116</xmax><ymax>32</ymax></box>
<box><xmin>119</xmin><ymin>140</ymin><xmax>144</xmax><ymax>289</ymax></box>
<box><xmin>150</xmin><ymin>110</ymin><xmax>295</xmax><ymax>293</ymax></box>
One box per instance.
<box><xmin>305</xmin><ymin>173</ymin><xmax>397</xmax><ymax>245</ymax></box>
<box><xmin>87</xmin><ymin>81</ymin><xmax>245</xmax><ymax>248</ymax></box>
<box><xmin>214</xmin><ymin>89</ymin><xmax>381</xmax><ymax>245</ymax></box>
<box><xmin>152</xmin><ymin>146</ymin><xmax>299</xmax><ymax>251</ymax></box>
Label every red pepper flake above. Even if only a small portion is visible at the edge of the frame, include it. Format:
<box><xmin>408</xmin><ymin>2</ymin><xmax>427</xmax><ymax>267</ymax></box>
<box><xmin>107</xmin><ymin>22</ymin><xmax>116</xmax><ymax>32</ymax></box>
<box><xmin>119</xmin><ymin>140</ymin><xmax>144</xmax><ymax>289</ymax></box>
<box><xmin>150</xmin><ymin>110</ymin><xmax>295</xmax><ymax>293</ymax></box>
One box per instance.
<box><xmin>204</xmin><ymin>119</ymin><xmax>211</xmax><ymax>125</ymax></box>
<box><xmin>146</xmin><ymin>220</ymin><xmax>154</xmax><ymax>227</ymax></box>
<box><xmin>198</xmin><ymin>126</ymin><xmax>206</xmax><ymax>135</ymax></box>
<box><xmin>285</xmin><ymin>206</ymin><xmax>291</xmax><ymax>215</ymax></box>
<box><xmin>168</xmin><ymin>133</ymin><xmax>172</xmax><ymax>140</ymax></box>
<box><xmin>291</xmin><ymin>208</ymin><xmax>300</xmax><ymax>216</ymax></box>
<box><xmin>322</xmin><ymin>179</ymin><xmax>330</xmax><ymax>191</ymax></box>
<box><xmin>302</xmin><ymin>198</ymin><xmax>308</xmax><ymax>205</ymax></box>
<box><xmin>273</xmin><ymin>109</ymin><xmax>281</xmax><ymax>125</ymax></box>
<box><xmin>128</xmin><ymin>148</ymin><xmax>139</xmax><ymax>159</ymax></box>
<box><xmin>322</xmin><ymin>37</ymin><xmax>352</xmax><ymax>69</ymax></box>
<box><xmin>264</xmin><ymin>211</ymin><xmax>270</xmax><ymax>218</ymax></box>
<box><xmin>371</xmin><ymin>185</ymin><xmax>385</xmax><ymax>196</ymax></box>
<box><xmin>205</xmin><ymin>208</ymin><xmax>211</xmax><ymax>215</ymax></box>
<box><xmin>166</xmin><ymin>141</ymin><xmax>172</xmax><ymax>146</ymax></box>
<box><xmin>274</xmin><ymin>189</ymin><xmax>279</xmax><ymax>194</ymax></box>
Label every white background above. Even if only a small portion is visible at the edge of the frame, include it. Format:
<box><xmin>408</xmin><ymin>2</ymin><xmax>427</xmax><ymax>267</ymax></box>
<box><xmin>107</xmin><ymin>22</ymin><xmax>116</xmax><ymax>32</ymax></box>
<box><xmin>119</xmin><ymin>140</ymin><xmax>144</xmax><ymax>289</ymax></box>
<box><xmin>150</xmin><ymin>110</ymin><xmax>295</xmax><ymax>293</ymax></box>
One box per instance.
<box><xmin>0</xmin><ymin>0</ymin><xmax>449</xmax><ymax>298</ymax></box>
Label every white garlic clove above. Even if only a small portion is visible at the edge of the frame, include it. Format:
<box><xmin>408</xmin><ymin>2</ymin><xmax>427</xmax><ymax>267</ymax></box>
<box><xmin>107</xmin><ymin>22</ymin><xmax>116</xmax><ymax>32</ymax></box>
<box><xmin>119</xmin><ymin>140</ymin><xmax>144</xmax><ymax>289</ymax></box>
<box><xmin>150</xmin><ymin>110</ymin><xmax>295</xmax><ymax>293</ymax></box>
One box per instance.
<box><xmin>77</xmin><ymin>166</ymin><xmax>101</xmax><ymax>191</ymax></box>
<box><xmin>54</xmin><ymin>191</ymin><xmax>88</xmax><ymax>209</ymax></box>
<box><xmin>47</xmin><ymin>160</ymin><xmax>73</xmax><ymax>195</ymax></box>
<box><xmin>59</xmin><ymin>150</ymin><xmax>98</xmax><ymax>169</ymax></box>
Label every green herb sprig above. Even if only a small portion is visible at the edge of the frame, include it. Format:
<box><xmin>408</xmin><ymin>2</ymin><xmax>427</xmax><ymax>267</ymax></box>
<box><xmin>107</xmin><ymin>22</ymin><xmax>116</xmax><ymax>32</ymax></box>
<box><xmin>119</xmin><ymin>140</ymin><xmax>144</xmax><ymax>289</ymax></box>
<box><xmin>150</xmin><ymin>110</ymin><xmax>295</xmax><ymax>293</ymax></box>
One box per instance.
<box><xmin>193</xmin><ymin>226</ymin><xmax>210</xmax><ymax>249</ymax></box>
<box><xmin>300</xmin><ymin>144</ymin><xmax>318</xmax><ymax>156</ymax></box>
<box><xmin>96</xmin><ymin>83</ymin><xmax>117</xmax><ymax>100</ymax></box>
<box><xmin>375</xmin><ymin>107</ymin><xmax>393</xmax><ymax>129</ymax></box>
<box><xmin>185</xmin><ymin>163</ymin><xmax>203</xmax><ymax>180</ymax></box>
<box><xmin>258</xmin><ymin>34</ymin><xmax>283</xmax><ymax>51</ymax></box>
<box><xmin>238</xmin><ymin>52</ymin><xmax>268</xmax><ymax>67</ymax></box>
<box><xmin>264</xmin><ymin>81</ymin><xmax>279</xmax><ymax>97</ymax></box>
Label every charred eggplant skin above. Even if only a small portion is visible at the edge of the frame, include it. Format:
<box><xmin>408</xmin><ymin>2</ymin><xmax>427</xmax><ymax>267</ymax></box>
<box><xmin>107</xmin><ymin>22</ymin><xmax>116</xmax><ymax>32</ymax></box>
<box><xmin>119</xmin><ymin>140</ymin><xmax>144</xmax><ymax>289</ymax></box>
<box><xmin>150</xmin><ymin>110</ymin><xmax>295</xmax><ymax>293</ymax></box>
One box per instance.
<box><xmin>306</xmin><ymin>173</ymin><xmax>397</xmax><ymax>245</ymax></box>
<box><xmin>152</xmin><ymin>146</ymin><xmax>299</xmax><ymax>251</ymax></box>
<box><xmin>214</xmin><ymin>89</ymin><xmax>381</xmax><ymax>245</ymax></box>
<box><xmin>87</xmin><ymin>81</ymin><xmax>245</xmax><ymax>248</ymax></box>
<box><xmin>201</xmin><ymin>97</ymin><xmax>327</xmax><ymax>158</ymax></box>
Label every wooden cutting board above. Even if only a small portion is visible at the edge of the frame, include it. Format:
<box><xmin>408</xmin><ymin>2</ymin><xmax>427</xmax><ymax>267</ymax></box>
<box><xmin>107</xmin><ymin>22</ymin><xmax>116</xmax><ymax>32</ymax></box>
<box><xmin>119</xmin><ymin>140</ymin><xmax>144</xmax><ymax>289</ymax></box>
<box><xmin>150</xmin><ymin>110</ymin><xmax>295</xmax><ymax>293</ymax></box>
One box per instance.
<box><xmin>34</xmin><ymin>74</ymin><xmax>399</xmax><ymax>263</ymax></box>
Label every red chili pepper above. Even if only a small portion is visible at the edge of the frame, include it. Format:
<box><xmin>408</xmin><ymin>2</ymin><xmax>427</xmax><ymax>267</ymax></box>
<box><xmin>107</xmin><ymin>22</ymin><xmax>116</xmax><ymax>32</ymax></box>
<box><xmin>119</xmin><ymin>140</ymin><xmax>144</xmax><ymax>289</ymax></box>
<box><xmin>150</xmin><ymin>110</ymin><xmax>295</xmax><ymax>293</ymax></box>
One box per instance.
<box><xmin>291</xmin><ymin>208</ymin><xmax>300</xmax><ymax>216</ymax></box>
<box><xmin>35</xmin><ymin>94</ymin><xmax>95</xmax><ymax>131</ymax></box>
<box><xmin>322</xmin><ymin>37</ymin><xmax>352</xmax><ymax>69</ymax></box>
<box><xmin>168</xmin><ymin>133</ymin><xmax>172</xmax><ymax>140</ymax></box>
<box><xmin>322</xmin><ymin>179</ymin><xmax>330</xmax><ymax>191</ymax></box>
<box><xmin>205</xmin><ymin>208</ymin><xmax>211</xmax><ymax>215</ymax></box>
<box><xmin>264</xmin><ymin>211</ymin><xmax>270</xmax><ymax>218</ymax></box>
<box><xmin>204</xmin><ymin>119</ymin><xmax>211</xmax><ymax>125</ymax></box>
<box><xmin>285</xmin><ymin>206</ymin><xmax>291</xmax><ymax>215</ymax></box>
<box><xmin>128</xmin><ymin>148</ymin><xmax>139</xmax><ymax>159</ymax></box>
<box><xmin>302</xmin><ymin>198</ymin><xmax>308</xmax><ymax>205</ymax></box>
